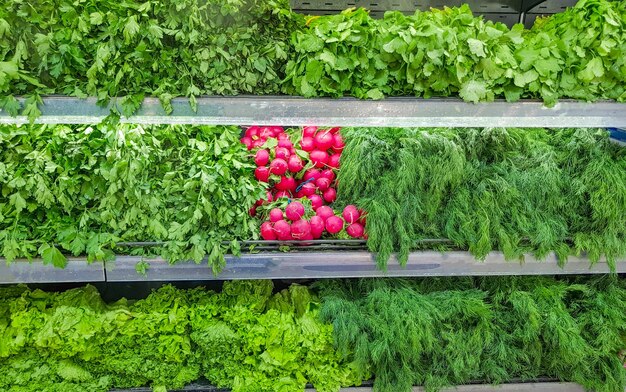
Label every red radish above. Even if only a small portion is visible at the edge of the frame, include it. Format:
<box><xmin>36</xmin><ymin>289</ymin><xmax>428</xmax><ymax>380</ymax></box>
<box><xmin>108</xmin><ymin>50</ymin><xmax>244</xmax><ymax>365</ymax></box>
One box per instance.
<box><xmin>315</xmin><ymin>177</ymin><xmax>331</xmax><ymax>191</ymax></box>
<box><xmin>285</xmin><ymin>201</ymin><xmax>305</xmax><ymax>221</ymax></box>
<box><xmin>251</xmin><ymin>139</ymin><xmax>265</xmax><ymax>149</ymax></box>
<box><xmin>332</xmin><ymin>133</ymin><xmax>345</xmax><ymax>151</ymax></box>
<box><xmin>290</xmin><ymin>148</ymin><xmax>297</xmax><ymax>156</ymax></box>
<box><xmin>323</xmin><ymin>188</ymin><xmax>337</xmax><ymax>203</ymax></box>
<box><xmin>295</xmin><ymin>189</ymin><xmax>306</xmax><ymax>198</ymax></box>
<box><xmin>300</xmin><ymin>182</ymin><xmax>317</xmax><ymax>196</ymax></box>
<box><xmin>265</xmin><ymin>191</ymin><xmax>274</xmax><ymax>203</ymax></box>
<box><xmin>270</xmin><ymin>158</ymin><xmax>288</xmax><ymax>175</ymax></box>
<box><xmin>346</xmin><ymin>222</ymin><xmax>364</xmax><ymax>238</ymax></box>
<box><xmin>260</xmin><ymin>222</ymin><xmax>277</xmax><ymax>240</ymax></box>
<box><xmin>310</xmin><ymin>215</ymin><xmax>325</xmax><ymax>238</ymax></box>
<box><xmin>329</xmin><ymin>127</ymin><xmax>341</xmax><ymax>134</ymax></box>
<box><xmin>241</xmin><ymin>137</ymin><xmax>253</xmax><ymax>150</ymax></box>
<box><xmin>320</xmin><ymin>169</ymin><xmax>335</xmax><ymax>181</ymax></box>
<box><xmin>303</xmin><ymin>126</ymin><xmax>317</xmax><ymax>137</ymax></box>
<box><xmin>309</xmin><ymin>150</ymin><xmax>329</xmax><ymax>168</ymax></box>
<box><xmin>255</xmin><ymin>166</ymin><xmax>270</xmax><ymax>182</ymax></box>
<box><xmin>275</xmin><ymin>190</ymin><xmax>291</xmax><ymax>199</ymax></box>
<box><xmin>300</xmin><ymin>137</ymin><xmax>315</xmax><ymax>152</ymax></box>
<box><xmin>277</xmin><ymin>132</ymin><xmax>289</xmax><ymax>140</ymax></box>
<box><xmin>269</xmin><ymin>208</ymin><xmax>284</xmax><ymax>222</ymax></box>
<box><xmin>288</xmin><ymin>155</ymin><xmax>304</xmax><ymax>173</ymax></box>
<box><xmin>275</xmin><ymin>147</ymin><xmax>290</xmax><ymax>160</ymax></box>
<box><xmin>291</xmin><ymin>219</ymin><xmax>311</xmax><ymax>239</ymax></box>
<box><xmin>278</xmin><ymin>139</ymin><xmax>293</xmax><ymax>149</ymax></box>
<box><xmin>245</xmin><ymin>126</ymin><xmax>260</xmax><ymax>138</ymax></box>
<box><xmin>301</xmin><ymin>233</ymin><xmax>314</xmax><ymax>241</ymax></box>
<box><xmin>274</xmin><ymin>220</ymin><xmax>291</xmax><ymax>240</ymax></box>
<box><xmin>303</xmin><ymin>168</ymin><xmax>321</xmax><ymax>181</ymax></box>
<box><xmin>276</xmin><ymin>176</ymin><xmax>296</xmax><ymax>192</ymax></box>
<box><xmin>342</xmin><ymin>205</ymin><xmax>360</xmax><ymax>224</ymax></box>
<box><xmin>316</xmin><ymin>206</ymin><xmax>335</xmax><ymax>221</ymax></box>
<box><xmin>248</xmin><ymin>127</ymin><xmax>259</xmax><ymax>139</ymax></box>
<box><xmin>328</xmin><ymin>153</ymin><xmax>341</xmax><ymax>169</ymax></box>
<box><xmin>259</xmin><ymin>128</ymin><xmax>273</xmax><ymax>140</ymax></box>
<box><xmin>255</xmin><ymin>149</ymin><xmax>270</xmax><ymax>166</ymax></box>
<box><xmin>271</xmin><ymin>126</ymin><xmax>284</xmax><ymax>134</ymax></box>
<box><xmin>314</xmin><ymin>130</ymin><xmax>334</xmax><ymax>151</ymax></box>
<box><xmin>249</xmin><ymin>205</ymin><xmax>257</xmax><ymax>216</ymax></box>
<box><xmin>325</xmin><ymin>215</ymin><xmax>344</xmax><ymax>234</ymax></box>
<box><xmin>308</xmin><ymin>194</ymin><xmax>324</xmax><ymax>210</ymax></box>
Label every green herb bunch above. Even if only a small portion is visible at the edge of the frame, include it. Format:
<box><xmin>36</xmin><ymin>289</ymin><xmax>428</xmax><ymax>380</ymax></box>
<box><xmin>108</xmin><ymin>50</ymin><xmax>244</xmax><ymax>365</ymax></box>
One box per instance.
<box><xmin>0</xmin><ymin>0</ymin><xmax>301</xmax><ymax>118</ymax></box>
<box><xmin>337</xmin><ymin>127</ymin><xmax>626</xmax><ymax>267</ymax></box>
<box><xmin>0</xmin><ymin>123</ymin><xmax>265</xmax><ymax>272</ymax></box>
<box><xmin>318</xmin><ymin>276</ymin><xmax>626</xmax><ymax>392</ymax></box>
<box><xmin>286</xmin><ymin>0</ymin><xmax>626</xmax><ymax>105</ymax></box>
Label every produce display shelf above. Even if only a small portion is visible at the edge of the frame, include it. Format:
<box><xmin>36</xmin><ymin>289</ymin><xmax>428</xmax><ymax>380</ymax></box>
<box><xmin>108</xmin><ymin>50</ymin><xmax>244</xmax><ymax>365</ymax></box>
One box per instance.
<box><xmin>112</xmin><ymin>382</ymin><xmax>588</xmax><ymax>392</ymax></box>
<box><xmin>0</xmin><ymin>259</ymin><xmax>105</xmax><ymax>284</ymax></box>
<box><xmin>103</xmin><ymin>251</ymin><xmax>626</xmax><ymax>282</ymax></box>
<box><xmin>1</xmin><ymin>96</ymin><xmax>625</xmax><ymax>129</ymax></box>
<box><xmin>2</xmin><ymin>251</ymin><xmax>622</xmax><ymax>284</ymax></box>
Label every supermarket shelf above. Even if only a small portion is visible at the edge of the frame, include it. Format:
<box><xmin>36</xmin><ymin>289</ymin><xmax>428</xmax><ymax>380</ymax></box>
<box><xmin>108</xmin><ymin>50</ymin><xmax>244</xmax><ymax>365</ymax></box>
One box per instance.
<box><xmin>334</xmin><ymin>384</ymin><xmax>586</xmax><ymax>392</ymax></box>
<box><xmin>1</xmin><ymin>251</ymin><xmax>623</xmax><ymax>284</ymax></box>
<box><xmin>0</xmin><ymin>259</ymin><xmax>105</xmax><ymax>284</ymax></box>
<box><xmin>1</xmin><ymin>96</ymin><xmax>625</xmax><ymax>128</ymax></box>
<box><xmin>112</xmin><ymin>382</ymin><xmax>586</xmax><ymax>392</ymax></box>
<box><xmin>104</xmin><ymin>251</ymin><xmax>625</xmax><ymax>282</ymax></box>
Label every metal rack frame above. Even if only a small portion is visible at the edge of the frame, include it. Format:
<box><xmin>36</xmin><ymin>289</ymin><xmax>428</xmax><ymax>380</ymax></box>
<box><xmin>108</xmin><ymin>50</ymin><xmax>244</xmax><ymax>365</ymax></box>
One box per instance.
<box><xmin>1</xmin><ymin>96</ymin><xmax>625</xmax><ymax>129</ymax></box>
<box><xmin>2</xmin><ymin>251</ymin><xmax>624</xmax><ymax>284</ymax></box>
<box><xmin>112</xmin><ymin>382</ymin><xmax>587</xmax><ymax>392</ymax></box>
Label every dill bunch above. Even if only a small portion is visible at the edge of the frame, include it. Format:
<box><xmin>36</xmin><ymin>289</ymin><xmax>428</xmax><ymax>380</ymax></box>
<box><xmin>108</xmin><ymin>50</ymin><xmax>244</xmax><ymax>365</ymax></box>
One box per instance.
<box><xmin>338</xmin><ymin>127</ymin><xmax>626</xmax><ymax>269</ymax></box>
<box><xmin>317</xmin><ymin>276</ymin><xmax>626</xmax><ymax>392</ymax></box>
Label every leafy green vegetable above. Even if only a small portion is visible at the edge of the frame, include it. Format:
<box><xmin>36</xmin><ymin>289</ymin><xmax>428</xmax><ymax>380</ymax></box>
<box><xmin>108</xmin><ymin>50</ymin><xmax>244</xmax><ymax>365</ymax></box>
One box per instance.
<box><xmin>0</xmin><ymin>0</ymin><xmax>301</xmax><ymax>116</ymax></box>
<box><xmin>0</xmin><ymin>281</ymin><xmax>360</xmax><ymax>391</ymax></box>
<box><xmin>1</xmin><ymin>278</ymin><xmax>625</xmax><ymax>391</ymax></box>
<box><xmin>337</xmin><ymin>127</ymin><xmax>626</xmax><ymax>267</ymax></box>
<box><xmin>318</xmin><ymin>276</ymin><xmax>626</xmax><ymax>392</ymax></box>
<box><xmin>0</xmin><ymin>123</ymin><xmax>265</xmax><ymax>272</ymax></box>
<box><xmin>285</xmin><ymin>0</ymin><xmax>625</xmax><ymax>105</ymax></box>
<box><xmin>1</xmin><ymin>0</ymin><xmax>624</xmax><ymax>115</ymax></box>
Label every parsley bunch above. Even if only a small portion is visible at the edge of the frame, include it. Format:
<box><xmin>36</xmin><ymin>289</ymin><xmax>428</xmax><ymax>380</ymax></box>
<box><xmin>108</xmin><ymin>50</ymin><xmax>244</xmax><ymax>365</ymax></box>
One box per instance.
<box><xmin>0</xmin><ymin>123</ymin><xmax>265</xmax><ymax>272</ymax></box>
<box><xmin>0</xmin><ymin>0</ymin><xmax>300</xmax><ymax>117</ymax></box>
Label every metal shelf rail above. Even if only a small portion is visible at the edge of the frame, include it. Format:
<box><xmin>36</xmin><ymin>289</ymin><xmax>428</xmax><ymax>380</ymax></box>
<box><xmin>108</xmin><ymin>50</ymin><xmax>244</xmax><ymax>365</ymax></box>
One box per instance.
<box><xmin>290</xmin><ymin>0</ymin><xmax>579</xmax><ymax>26</ymax></box>
<box><xmin>0</xmin><ymin>259</ymin><xmax>105</xmax><ymax>284</ymax></box>
<box><xmin>111</xmin><ymin>382</ymin><xmax>587</xmax><ymax>392</ymax></box>
<box><xmin>1</xmin><ymin>96</ymin><xmax>625</xmax><ymax>129</ymax></box>
<box><xmin>1</xmin><ymin>251</ymin><xmax>624</xmax><ymax>284</ymax></box>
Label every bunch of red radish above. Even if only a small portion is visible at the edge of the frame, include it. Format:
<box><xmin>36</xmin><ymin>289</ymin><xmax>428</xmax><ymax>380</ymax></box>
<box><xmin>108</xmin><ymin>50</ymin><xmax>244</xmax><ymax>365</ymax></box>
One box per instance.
<box><xmin>260</xmin><ymin>201</ymin><xmax>366</xmax><ymax>241</ymax></box>
<box><xmin>241</xmin><ymin>125</ymin><xmax>366</xmax><ymax>241</ymax></box>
